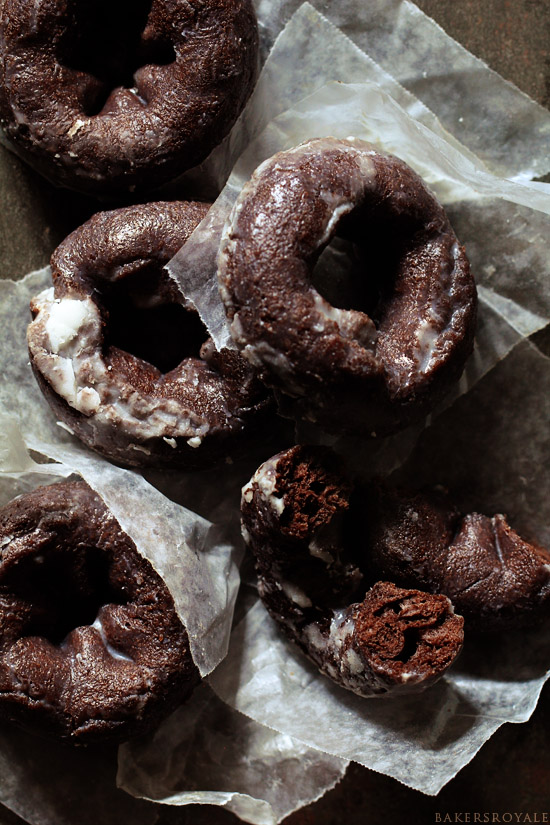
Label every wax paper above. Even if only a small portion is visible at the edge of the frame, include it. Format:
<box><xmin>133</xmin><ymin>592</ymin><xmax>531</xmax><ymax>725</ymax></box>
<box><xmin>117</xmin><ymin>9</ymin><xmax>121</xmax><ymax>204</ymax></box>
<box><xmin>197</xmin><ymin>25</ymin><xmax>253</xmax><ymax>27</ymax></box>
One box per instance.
<box><xmin>0</xmin><ymin>410</ymin><xmax>347</xmax><ymax>825</ymax></box>
<box><xmin>118</xmin><ymin>682</ymin><xmax>347</xmax><ymax>825</ymax></box>
<box><xmin>164</xmin><ymin>0</ymin><xmax>550</xmax><ymax>804</ymax></box>
<box><xmin>253</xmin><ymin>0</ymin><xmax>550</xmax><ymax>181</ymax></box>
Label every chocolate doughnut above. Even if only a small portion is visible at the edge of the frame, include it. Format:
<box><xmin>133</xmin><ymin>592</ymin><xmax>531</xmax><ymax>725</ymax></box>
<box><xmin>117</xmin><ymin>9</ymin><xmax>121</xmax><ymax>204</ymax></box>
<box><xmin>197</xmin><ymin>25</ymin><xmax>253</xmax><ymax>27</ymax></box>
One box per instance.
<box><xmin>27</xmin><ymin>201</ymin><xmax>273</xmax><ymax>469</ymax></box>
<box><xmin>0</xmin><ymin>0</ymin><xmax>258</xmax><ymax>194</ymax></box>
<box><xmin>219</xmin><ymin>137</ymin><xmax>477</xmax><ymax>436</ymax></box>
<box><xmin>0</xmin><ymin>480</ymin><xmax>199</xmax><ymax>743</ymax></box>
<box><xmin>241</xmin><ymin>446</ymin><xmax>464</xmax><ymax>697</ymax></box>
<box><xmin>365</xmin><ymin>485</ymin><xmax>550</xmax><ymax>631</ymax></box>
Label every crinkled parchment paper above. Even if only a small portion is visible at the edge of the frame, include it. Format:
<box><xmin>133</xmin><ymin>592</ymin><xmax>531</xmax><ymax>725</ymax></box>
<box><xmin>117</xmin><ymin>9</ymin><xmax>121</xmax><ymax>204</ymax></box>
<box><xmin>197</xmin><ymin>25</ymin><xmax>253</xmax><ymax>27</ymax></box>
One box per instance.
<box><xmin>164</xmin><ymin>0</ymin><xmax>550</xmax><ymax>804</ymax></box>
<box><xmin>2</xmin><ymin>1</ymin><xmax>550</xmax><ymax>822</ymax></box>
<box><xmin>172</xmin><ymin>0</ymin><xmax>550</xmax><ymax>207</ymax></box>
<box><xmin>118</xmin><ymin>681</ymin><xmax>346</xmax><ymax>825</ymax></box>
<box><xmin>0</xmin><ymin>336</ymin><xmax>347</xmax><ymax>824</ymax></box>
<box><xmin>253</xmin><ymin>0</ymin><xmax>550</xmax><ymax>181</ymax></box>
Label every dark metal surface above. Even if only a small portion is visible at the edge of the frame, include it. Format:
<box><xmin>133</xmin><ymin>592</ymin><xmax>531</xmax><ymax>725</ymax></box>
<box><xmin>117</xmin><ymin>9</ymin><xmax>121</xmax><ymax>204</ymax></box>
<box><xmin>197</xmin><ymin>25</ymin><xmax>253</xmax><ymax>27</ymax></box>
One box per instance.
<box><xmin>0</xmin><ymin>1</ymin><xmax>549</xmax><ymax>822</ymax></box>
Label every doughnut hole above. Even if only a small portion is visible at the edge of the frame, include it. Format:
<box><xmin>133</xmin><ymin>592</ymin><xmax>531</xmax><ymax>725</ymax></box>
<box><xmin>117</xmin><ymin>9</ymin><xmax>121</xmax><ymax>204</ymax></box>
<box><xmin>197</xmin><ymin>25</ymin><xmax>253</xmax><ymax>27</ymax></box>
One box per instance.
<box><xmin>56</xmin><ymin>0</ymin><xmax>176</xmax><ymax>116</ymax></box>
<box><xmin>0</xmin><ymin>539</ymin><xmax>126</xmax><ymax>649</ymax></box>
<box><xmin>99</xmin><ymin>263</ymin><xmax>209</xmax><ymax>374</ymax></box>
<box><xmin>311</xmin><ymin>201</ymin><xmax>429</xmax><ymax>328</ymax></box>
<box><xmin>311</xmin><ymin>237</ymin><xmax>373</xmax><ymax>313</ymax></box>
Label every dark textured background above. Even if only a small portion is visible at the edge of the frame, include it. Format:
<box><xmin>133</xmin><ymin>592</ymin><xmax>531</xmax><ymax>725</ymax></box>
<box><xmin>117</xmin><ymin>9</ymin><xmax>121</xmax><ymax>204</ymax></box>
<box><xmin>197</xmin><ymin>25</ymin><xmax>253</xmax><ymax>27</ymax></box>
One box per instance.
<box><xmin>0</xmin><ymin>1</ymin><xmax>549</xmax><ymax>822</ymax></box>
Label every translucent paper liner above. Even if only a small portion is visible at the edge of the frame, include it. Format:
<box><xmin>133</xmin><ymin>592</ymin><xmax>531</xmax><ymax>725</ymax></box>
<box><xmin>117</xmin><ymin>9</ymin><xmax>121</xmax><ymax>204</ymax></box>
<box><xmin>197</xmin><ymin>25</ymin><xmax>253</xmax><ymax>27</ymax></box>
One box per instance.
<box><xmin>118</xmin><ymin>682</ymin><xmax>347</xmax><ymax>825</ymax></box>
<box><xmin>253</xmin><ymin>0</ymin><xmax>550</xmax><ymax>181</ymax></box>
<box><xmin>164</xmin><ymin>0</ymin><xmax>550</xmax><ymax>804</ymax></box>
<box><xmin>0</xmin><ymin>425</ymin><xmax>348</xmax><ymax>825</ymax></box>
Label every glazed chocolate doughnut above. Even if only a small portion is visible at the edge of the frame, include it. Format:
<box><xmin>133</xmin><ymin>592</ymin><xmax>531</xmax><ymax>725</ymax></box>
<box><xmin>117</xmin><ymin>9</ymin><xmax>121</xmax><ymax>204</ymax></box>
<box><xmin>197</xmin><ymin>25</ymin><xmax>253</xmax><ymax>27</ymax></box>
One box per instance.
<box><xmin>219</xmin><ymin>137</ymin><xmax>477</xmax><ymax>436</ymax></box>
<box><xmin>241</xmin><ymin>446</ymin><xmax>464</xmax><ymax>697</ymax></box>
<box><xmin>27</xmin><ymin>201</ymin><xmax>273</xmax><ymax>469</ymax></box>
<box><xmin>0</xmin><ymin>0</ymin><xmax>258</xmax><ymax>194</ymax></box>
<box><xmin>365</xmin><ymin>485</ymin><xmax>550</xmax><ymax>631</ymax></box>
<box><xmin>0</xmin><ymin>480</ymin><xmax>199</xmax><ymax>743</ymax></box>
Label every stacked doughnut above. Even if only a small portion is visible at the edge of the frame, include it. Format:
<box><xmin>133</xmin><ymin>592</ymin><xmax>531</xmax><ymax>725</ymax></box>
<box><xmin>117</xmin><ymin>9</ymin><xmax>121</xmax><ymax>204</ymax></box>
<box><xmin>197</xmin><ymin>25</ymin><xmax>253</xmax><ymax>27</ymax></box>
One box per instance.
<box><xmin>218</xmin><ymin>137</ymin><xmax>477</xmax><ymax>436</ymax></box>
<box><xmin>28</xmin><ymin>201</ymin><xmax>274</xmax><ymax>469</ymax></box>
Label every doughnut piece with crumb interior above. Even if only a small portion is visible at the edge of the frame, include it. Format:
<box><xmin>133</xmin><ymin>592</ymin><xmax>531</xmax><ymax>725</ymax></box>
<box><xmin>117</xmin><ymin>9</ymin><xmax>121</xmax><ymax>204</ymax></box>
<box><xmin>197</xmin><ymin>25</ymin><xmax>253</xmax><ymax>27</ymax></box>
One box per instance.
<box><xmin>365</xmin><ymin>484</ymin><xmax>550</xmax><ymax>631</ymax></box>
<box><xmin>241</xmin><ymin>445</ymin><xmax>464</xmax><ymax>697</ymax></box>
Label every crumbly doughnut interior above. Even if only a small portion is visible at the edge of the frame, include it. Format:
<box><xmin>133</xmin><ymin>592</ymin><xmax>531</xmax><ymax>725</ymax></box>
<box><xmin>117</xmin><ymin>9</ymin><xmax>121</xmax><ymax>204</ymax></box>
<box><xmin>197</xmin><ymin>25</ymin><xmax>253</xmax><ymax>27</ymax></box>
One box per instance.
<box><xmin>265</xmin><ymin>447</ymin><xmax>352</xmax><ymax>539</ymax></box>
<box><xmin>352</xmin><ymin>584</ymin><xmax>463</xmax><ymax>684</ymax></box>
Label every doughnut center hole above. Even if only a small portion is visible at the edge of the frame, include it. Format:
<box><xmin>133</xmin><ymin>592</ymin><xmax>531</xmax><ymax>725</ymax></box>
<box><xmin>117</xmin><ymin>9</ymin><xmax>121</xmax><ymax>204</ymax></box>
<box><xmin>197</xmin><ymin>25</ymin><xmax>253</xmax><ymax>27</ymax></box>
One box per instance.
<box><xmin>7</xmin><ymin>545</ymin><xmax>125</xmax><ymax>646</ymax></box>
<box><xmin>312</xmin><ymin>237</ymin><xmax>373</xmax><ymax>314</ymax></box>
<box><xmin>101</xmin><ymin>264</ymin><xmax>209</xmax><ymax>373</ymax></box>
<box><xmin>58</xmin><ymin>0</ymin><xmax>176</xmax><ymax>116</ymax></box>
<box><xmin>311</xmin><ymin>213</ymin><xmax>419</xmax><ymax>326</ymax></box>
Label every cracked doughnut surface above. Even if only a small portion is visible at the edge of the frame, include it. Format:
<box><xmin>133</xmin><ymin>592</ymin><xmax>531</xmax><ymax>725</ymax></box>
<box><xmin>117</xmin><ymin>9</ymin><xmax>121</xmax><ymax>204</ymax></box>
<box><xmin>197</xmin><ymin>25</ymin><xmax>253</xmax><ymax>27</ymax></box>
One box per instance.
<box><xmin>0</xmin><ymin>0</ymin><xmax>258</xmax><ymax>193</ymax></box>
<box><xmin>27</xmin><ymin>201</ymin><xmax>273</xmax><ymax>469</ymax></box>
<box><xmin>366</xmin><ymin>485</ymin><xmax>550</xmax><ymax>631</ymax></box>
<box><xmin>0</xmin><ymin>481</ymin><xmax>199</xmax><ymax>743</ymax></box>
<box><xmin>219</xmin><ymin>137</ymin><xmax>477</xmax><ymax>436</ymax></box>
<box><xmin>241</xmin><ymin>446</ymin><xmax>464</xmax><ymax>697</ymax></box>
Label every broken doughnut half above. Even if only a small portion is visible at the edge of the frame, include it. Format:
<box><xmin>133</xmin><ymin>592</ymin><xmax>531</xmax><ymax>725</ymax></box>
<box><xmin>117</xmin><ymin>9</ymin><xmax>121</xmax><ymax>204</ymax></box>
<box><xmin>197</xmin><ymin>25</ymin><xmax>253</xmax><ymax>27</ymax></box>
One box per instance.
<box><xmin>240</xmin><ymin>446</ymin><xmax>464</xmax><ymax>697</ymax></box>
<box><xmin>365</xmin><ymin>484</ymin><xmax>550</xmax><ymax>631</ymax></box>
